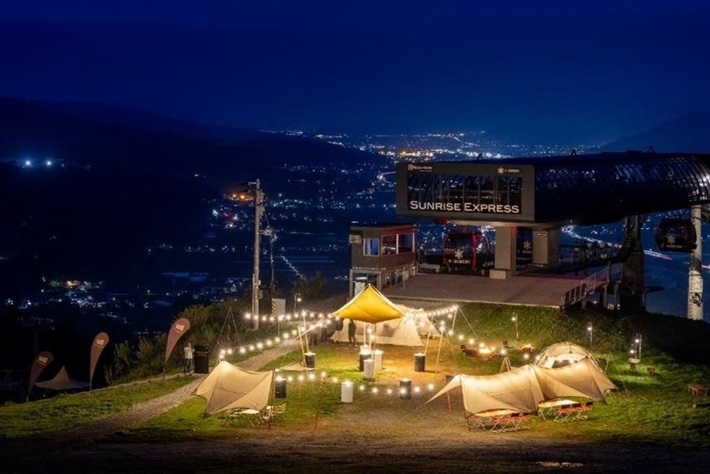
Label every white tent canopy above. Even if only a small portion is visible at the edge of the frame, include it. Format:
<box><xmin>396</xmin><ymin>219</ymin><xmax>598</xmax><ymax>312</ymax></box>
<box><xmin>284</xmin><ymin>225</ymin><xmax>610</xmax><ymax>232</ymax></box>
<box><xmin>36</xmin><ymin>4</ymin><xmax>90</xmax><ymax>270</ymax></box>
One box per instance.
<box><xmin>193</xmin><ymin>360</ymin><xmax>274</xmax><ymax>415</ymax></box>
<box><xmin>34</xmin><ymin>366</ymin><xmax>89</xmax><ymax>391</ymax></box>
<box><xmin>429</xmin><ymin>358</ymin><xmax>616</xmax><ymax>415</ymax></box>
<box><xmin>535</xmin><ymin>341</ymin><xmax>600</xmax><ymax>369</ymax></box>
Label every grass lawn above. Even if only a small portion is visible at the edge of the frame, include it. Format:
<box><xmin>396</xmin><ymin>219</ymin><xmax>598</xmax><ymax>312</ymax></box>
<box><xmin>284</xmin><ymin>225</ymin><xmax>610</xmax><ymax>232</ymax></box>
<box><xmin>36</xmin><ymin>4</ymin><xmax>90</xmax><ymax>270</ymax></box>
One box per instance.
<box><xmin>126</xmin><ymin>303</ymin><xmax>710</xmax><ymax>448</ymax></box>
<box><xmin>0</xmin><ymin>376</ymin><xmax>195</xmax><ymax>438</ymax></box>
<box><xmin>3</xmin><ymin>302</ymin><xmax>710</xmax><ymax>449</ymax></box>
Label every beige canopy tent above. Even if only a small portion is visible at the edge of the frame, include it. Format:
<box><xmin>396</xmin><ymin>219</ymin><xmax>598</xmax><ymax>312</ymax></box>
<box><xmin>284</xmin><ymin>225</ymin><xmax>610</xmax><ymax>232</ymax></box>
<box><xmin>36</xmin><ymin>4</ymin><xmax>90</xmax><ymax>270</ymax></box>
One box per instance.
<box><xmin>429</xmin><ymin>365</ymin><xmax>545</xmax><ymax>414</ymax></box>
<box><xmin>193</xmin><ymin>360</ymin><xmax>274</xmax><ymax>415</ymax></box>
<box><xmin>34</xmin><ymin>366</ymin><xmax>89</xmax><ymax>391</ymax></box>
<box><xmin>429</xmin><ymin>358</ymin><xmax>616</xmax><ymax>415</ymax></box>
<box><xmin>532</xmin><ymin>358</ymin><xmax>616</xmax><ymax>401</ymax></box>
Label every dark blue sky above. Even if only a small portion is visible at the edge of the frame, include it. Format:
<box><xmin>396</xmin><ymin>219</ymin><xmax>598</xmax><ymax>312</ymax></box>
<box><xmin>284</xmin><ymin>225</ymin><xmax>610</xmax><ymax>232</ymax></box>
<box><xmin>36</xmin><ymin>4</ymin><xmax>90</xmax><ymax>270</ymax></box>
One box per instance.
<box><xmin>1</xmin><ymin>1</ymin><xmax>709</xmax><ymax>144</ymax></box>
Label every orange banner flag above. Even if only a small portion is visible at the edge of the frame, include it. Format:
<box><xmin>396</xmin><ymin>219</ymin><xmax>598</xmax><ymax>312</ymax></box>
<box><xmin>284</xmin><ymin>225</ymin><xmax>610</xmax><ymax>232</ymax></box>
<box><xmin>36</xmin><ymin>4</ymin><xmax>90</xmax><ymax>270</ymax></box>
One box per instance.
<box><xmin>165</xmin><ymin>317</ymin><xmax>191</xmax><ymax>364</ymax></box>
<box><xmin>89</xmin><ymin>332</ymin><xmax>110</xmax><ymax>388</ymax></box>
<box><xmin>28</xmin><ymin>351</ymin><xmax>54</xmax><ymax>390</ymax></box>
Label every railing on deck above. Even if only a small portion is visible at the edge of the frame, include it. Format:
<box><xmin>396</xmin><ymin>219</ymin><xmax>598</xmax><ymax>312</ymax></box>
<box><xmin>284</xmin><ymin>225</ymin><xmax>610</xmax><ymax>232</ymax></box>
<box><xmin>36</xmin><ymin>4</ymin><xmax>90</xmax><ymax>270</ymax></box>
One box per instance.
<box><xmin>560</xmin><ymin>263</ymin><xmax>620</xmax><ymax>309</ymax></box>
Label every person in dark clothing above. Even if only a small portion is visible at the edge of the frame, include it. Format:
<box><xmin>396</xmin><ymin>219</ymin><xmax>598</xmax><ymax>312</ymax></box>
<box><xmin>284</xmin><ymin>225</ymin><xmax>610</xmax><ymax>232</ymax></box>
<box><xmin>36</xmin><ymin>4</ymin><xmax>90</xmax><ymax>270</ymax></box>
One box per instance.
<box><xmin>348</xmin><ymin>319</ymin><xmax>357</xmax><ymax>345</ymax></box>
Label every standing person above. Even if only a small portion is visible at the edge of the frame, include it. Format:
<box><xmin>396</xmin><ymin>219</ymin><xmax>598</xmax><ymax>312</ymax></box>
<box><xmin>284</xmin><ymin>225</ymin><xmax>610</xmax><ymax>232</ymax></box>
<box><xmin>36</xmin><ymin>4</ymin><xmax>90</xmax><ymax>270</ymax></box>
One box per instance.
<box><xmin>320</xmin><ymin>322</ymin><xmax>330</xmax><ymax>343</ymax></box>
<box><xmin>183</xmin><ymin>342</ymin><xmax>194</xmax><ymax>375</ymax></box>
<box><xmin>348</xmin><ymin>319</ymin><xmax>357</xmax><ymax>345</ymax></box>
<box><xmin>309</xmin><ymin>326</ymin><xmax>319</xmax><ymax>347</ymax></box>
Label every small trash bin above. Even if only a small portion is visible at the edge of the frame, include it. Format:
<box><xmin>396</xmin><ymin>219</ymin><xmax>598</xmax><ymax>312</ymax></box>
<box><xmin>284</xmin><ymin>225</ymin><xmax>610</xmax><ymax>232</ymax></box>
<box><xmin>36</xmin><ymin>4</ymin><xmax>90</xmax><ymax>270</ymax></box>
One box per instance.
<box><xmin>305</xmin><ymin>352</ymin><xmax>316</xmax><ymax>369</ymax></box>
<box><xmin>400</xmin><ymin>378</ymin><xmax>412</xmax><ymax>400</ymax></box>
<box><xmin>414</xmin><ymin>353</ymin><xmax>426</xmax><ymax>372</ymax></box>
<box><xmin>373</xmin><ymin>350</ymin><xmax>383</xmax><ymax>371</ymax></box>
<box><xmin>341</xmin><ymin>381</ymin><xmax>354</xmax><ymax>403</ymax></box>
<box><xmin>359</xmin><ymin>353</ymin><xmax>371</xmax><ymax>371</ymax></box>
<box><xmin>193</xmin><ymin>345</ymin><xmax>209</xmax><ymax>374</ymax></box>
<box><xmin>363</xmin><ymin>359</ymin><xmax>375</xmax><ymax>379</ymax></box>
<box><xmin>274</xmin><ymin>377</ymin><xmax>287</xmax><ymax>399</ymax></box>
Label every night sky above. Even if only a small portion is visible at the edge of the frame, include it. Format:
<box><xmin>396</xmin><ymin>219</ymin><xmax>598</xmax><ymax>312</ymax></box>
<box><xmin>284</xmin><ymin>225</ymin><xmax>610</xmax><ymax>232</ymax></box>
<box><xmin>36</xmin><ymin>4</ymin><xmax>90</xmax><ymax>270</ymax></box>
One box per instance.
<box><xmin>1</xmin><ymin>0</ymin><xmax>709</xmax><ymax>144</ymax></box>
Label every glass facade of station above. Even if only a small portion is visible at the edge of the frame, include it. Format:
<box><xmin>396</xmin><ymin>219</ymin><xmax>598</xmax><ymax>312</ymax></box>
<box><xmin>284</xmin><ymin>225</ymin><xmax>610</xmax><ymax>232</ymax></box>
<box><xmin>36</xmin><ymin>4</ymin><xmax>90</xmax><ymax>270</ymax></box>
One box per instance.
<box><xmin>396</xmin><ymin>153</ymin><xmax>710</xmax><ymax>226</ymax></box>
<box><xmin>396</xmin><ymin>162</ymin><xmax>536</xmax><ymax>223</ymax></box>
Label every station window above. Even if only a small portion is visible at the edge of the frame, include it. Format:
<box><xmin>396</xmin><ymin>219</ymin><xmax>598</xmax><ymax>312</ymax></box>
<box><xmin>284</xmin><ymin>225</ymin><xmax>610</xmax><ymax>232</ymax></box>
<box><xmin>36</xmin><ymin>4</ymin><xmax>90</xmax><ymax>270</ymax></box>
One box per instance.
<box><xmin>364</xmin><ymin>238</ymin><xmax>379</xmax><ymax>256</ymax></box>
<box><xmin>397</xmin><ymin>233</ymin><xmax>414</xmax><ymax>253</ymax></box>
<box><xmin>382</xmin><ymin>235</ymin><xmax>397</xmax><ymax>255</ymax></box>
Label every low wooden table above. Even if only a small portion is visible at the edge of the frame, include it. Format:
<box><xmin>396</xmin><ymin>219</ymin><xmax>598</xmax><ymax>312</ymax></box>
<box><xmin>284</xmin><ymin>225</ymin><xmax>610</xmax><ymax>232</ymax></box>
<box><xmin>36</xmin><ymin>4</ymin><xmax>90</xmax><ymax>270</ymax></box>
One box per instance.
<box><xmin>688</xmin><ymin>384</ymin><xmax>708</xmax><ymax>396</ymax></box>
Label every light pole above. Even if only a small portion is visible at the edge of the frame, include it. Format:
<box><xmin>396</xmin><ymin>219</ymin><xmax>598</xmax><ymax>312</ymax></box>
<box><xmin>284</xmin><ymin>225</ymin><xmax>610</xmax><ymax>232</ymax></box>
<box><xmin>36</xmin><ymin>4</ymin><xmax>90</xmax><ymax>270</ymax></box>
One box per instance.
<box><xmin>634</xmin><ymin>334</ymin><xmax>642</xmax><ymax>359</ymax></box>
<box><xmin>511</xmin><ymin>313</ymin><xmax>519</xmax><ymax>340</ymax></box>
<box><xmin>587</xmin><ymin>322</ymin><xmax>593</xmax><ymax>348</ymax></box>
<box><xmin>251</xmin><ymin>179</ymin><xmax>265</xmax><ymax>330</ymax></box>
<box><xmin>294</xmin><ymin>293</ymin><xmax>302</xmax><ymax>313</ymax></box>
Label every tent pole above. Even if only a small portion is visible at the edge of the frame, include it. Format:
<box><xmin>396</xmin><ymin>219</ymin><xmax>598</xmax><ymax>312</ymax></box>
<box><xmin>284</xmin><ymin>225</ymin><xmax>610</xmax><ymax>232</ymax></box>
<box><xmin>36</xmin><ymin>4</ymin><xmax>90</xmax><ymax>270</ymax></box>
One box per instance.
<box><xmin>314</xmin><ymin>375</ymin><xmax>325</xmax><ymax>430</ymax></box>
<box><xmin>299</xmin><ymin>325</ymin><xmax>309</xmax><ymax>366</ymax></box>
<box><xmin>424</xmin><ymin>319</ymin><xmax>432</xmax><ymax>355</ymax></box>
<box><xmin>436</xmin><ymin>309</ymin><xmax>458</xmax><ymax>373</ymax></box>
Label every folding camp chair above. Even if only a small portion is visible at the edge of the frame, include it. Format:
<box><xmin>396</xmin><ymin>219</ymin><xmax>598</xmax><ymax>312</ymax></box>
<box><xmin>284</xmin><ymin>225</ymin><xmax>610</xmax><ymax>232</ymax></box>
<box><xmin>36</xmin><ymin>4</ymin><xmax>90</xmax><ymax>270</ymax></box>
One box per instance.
<box><xmin>466</xmin><ymin>412</ymin><xmax>484</xmax><ymax>431</ymax></box>
<box><xmin>507</xmin><ymin>412</ymin><xmax>531</xmax><ymax>431</ymax></box>
<box><xmin>489</xmin><ymin>414</ymin><xmax>506</xmax><ymax>432</ymax></box>
<box><xmin>576</xmin><ymin>401</ymin><xmax>593</xmax><ymax>420</ymax></box>
<box><xmin>554</xmin><ymin>403</ymin><xmax>582</xmax><ymax>422</ymax></box>
<box><xmin>496</xmin><ymin>413</ymin><xmax>515</xmax><ymax>432</ymax></box>
<box><xmin>260</xmin><ymin>406</ymin><xmax>275</xmax><ymax>429</ymax></box>
<box><xmin>272</xmin><ymin>403</ymin><xmax>287</xmax><ymax>421</ymax></box>
<box><xmin>491</xmin><ymin>413</ymin><xmax>519</xmax><ymax>432</ymax></box>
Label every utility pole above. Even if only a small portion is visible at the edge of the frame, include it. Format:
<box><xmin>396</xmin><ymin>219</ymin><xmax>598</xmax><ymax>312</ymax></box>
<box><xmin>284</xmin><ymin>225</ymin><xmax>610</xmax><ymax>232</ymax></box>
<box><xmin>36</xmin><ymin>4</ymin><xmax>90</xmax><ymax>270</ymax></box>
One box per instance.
<box><xmin>688</xmin><ymin>204</ymin><xmax>703</xmax><ymax>320</ymax></box>
<box><xmin>251</xmin><ymin>179</ymin><xmax>265</xmax><ymax>330</ymax></box>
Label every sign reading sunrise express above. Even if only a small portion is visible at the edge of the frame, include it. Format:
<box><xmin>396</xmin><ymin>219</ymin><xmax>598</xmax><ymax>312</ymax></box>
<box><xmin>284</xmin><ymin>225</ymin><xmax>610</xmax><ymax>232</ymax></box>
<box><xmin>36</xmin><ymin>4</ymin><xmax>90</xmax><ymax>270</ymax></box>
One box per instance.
<box><xmin>396</xmin><ymin>161</ymin><xmax>535</xmax><ymax>222</ymax></box>
<box><xmin>408</xmin><ymin>201</ymin><xmax>521</xmax><ymax>214</ymax></box>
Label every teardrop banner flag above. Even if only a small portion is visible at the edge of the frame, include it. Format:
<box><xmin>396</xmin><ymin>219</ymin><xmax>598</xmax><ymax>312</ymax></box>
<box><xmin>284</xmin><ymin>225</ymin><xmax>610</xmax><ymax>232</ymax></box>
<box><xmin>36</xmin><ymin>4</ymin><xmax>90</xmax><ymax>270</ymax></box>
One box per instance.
<box><xmin>28</xmin><ymin>351</ymin><xmax>54</xmax><ymax>391</ymax></box>
<box><xmin>165</xmin><ymin>317</ymin><xmax>191</xmax><ymax>364</ymax></box>
<box><xmin>89</xmin><ymin>332</ymin><xmax>110</xmax><ymax>389</ymax></box>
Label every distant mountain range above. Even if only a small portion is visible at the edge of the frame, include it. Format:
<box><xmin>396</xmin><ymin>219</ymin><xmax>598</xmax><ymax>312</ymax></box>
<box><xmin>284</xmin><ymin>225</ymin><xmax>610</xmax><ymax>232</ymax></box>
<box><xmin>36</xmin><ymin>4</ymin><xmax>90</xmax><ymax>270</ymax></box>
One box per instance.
<box><xmin>1</xmin><ymin>96</ymin><xmax>709</xmax><ymax>304</ymax></box>
<box><xmin>0</xmin><ymin>97</ymin><xmax>382</xmax><ymax>190</ymax></box>
<box><xmin>0</xmin><ymin>98</ymin><xmax>385</xmax><ymax>296</ymax></box>
<box><xmin>601</xmin><ymin>113</ymin><xmax>710</xmax><ymax>153</ymax></box>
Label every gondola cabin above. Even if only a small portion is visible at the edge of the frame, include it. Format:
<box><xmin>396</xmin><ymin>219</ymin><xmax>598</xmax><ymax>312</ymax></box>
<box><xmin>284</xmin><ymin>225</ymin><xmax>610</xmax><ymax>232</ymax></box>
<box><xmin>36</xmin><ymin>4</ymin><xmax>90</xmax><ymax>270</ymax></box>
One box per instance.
<box><xmin>654</xmin><ymin>218</ymin><xmax>697</xmax><ymax>253</ymax></box>
<box><xmin>442</xmin><ymin>231</ymin><xmax>494</xmax><ymax>274</ymax></box>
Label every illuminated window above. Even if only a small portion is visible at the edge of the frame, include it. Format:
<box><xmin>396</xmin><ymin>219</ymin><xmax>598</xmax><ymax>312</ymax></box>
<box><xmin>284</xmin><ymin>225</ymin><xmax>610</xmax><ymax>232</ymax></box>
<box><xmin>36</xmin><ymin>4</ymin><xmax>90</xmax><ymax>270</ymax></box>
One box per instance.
<box><xmin>382</xmin><ymin>235</ymin><xmax>397</xmax><ymax>255</ymax></box>
<box><xmin>364</xmin><ymin>238</ymin><xmax>379</xmax><ymax>256</ymax></box>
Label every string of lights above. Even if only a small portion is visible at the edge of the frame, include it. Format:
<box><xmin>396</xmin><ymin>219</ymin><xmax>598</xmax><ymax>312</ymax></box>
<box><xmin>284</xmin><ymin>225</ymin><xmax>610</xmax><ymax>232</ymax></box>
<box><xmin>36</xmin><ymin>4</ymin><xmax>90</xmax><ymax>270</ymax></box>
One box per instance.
<box><xmin>274</xmin><ymin>370</ymin><xmax>441</xmax><ymax>397</ymax></box>
<box><xmin>226</xmin><ymin>305</ymin><xmax>468</xmax><ymax>359</ymax></box>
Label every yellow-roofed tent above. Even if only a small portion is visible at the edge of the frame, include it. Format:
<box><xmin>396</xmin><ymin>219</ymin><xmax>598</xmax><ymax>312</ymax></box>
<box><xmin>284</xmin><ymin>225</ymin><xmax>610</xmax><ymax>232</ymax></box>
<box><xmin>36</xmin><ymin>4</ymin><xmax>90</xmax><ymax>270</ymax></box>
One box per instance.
<box><xmin>332</xmin><ymin>284</ymin><xmax>405</xmax><ymax>324</ymax></box>
<box><xmin>329</xmin><ymin>284</ymin><xmax>440</xmax><ymax>347</ymax></box>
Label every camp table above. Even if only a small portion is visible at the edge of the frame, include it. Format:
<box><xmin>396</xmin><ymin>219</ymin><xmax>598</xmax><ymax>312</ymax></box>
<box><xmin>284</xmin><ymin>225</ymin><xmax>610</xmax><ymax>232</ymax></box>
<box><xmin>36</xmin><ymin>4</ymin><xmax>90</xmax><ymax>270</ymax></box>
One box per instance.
<box><xmin>226</xmin><ymin>408</ymin><xmax>262</xmax><ymax>427</ymax></box>
<box><xmin>537</xmin><ymin>399</ymin><xmax>576</xmax><ymax>420</ymax></box>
